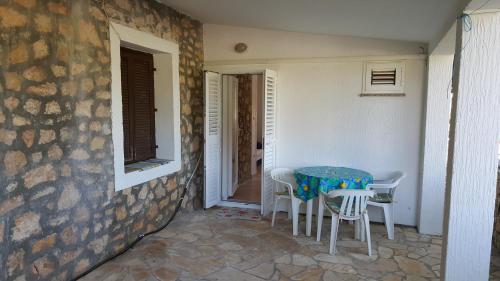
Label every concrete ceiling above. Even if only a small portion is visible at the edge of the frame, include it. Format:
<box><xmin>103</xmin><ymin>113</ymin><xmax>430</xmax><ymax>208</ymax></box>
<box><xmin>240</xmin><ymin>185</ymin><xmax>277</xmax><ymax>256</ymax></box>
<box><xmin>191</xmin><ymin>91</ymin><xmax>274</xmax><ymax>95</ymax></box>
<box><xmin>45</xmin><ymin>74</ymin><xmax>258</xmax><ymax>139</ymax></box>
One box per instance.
<box><xmin>467</xmin><ymin>0</ymin><xmax>500</xmax><ymax>11</ymax></box>
<box><xmin>430</xmin><ymin>0</ymin><xmax>500</xmax><ymax>54</ymax></box>
<box><xmin>162</xmin><ymin>0</ymin><xmax>470</xmax><ymax>43</ymax></box>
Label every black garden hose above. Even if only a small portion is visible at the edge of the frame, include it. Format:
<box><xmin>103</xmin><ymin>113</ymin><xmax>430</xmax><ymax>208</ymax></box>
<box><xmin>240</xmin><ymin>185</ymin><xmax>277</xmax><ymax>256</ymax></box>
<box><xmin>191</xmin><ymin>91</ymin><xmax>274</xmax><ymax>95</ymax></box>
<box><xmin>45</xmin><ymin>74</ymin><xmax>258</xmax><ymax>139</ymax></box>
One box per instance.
<box><xmin>71</xmin><ymin>153</ymin><xmax>203</xmax><ymax>281</ymax></box>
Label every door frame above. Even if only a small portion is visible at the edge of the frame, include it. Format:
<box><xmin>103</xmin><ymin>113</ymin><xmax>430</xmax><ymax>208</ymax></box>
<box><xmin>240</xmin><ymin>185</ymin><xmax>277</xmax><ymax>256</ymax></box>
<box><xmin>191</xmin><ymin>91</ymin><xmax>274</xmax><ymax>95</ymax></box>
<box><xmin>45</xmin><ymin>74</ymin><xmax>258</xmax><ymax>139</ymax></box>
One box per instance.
<box><xmin>231</xmin><ymin>78</ymin><xmax>239</xmax><ymax>194</ymax></box>
<box><xmin>221</xmin><ymin>75</ymin><xmax>239</xmax><ymax>200</ymax></box>
<box><xmin>207</xmin><ymin>65</ymin><xmax>273</xmax><ymax>210</ymax></box>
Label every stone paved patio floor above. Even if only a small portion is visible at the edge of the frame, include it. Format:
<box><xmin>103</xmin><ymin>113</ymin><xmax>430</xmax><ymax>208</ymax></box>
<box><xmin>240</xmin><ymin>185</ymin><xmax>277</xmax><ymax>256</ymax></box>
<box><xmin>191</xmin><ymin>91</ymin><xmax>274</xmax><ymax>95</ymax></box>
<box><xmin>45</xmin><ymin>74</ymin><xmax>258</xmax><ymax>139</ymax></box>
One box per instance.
<box><xmin>491</xmin><ymin>251</ymin><xmax>500</xmax><ymax>280</ymax></box>
<box><xmin>80</xmin><ymin>207</ymin><xmax>499</xmax><ymax>281</ymax></box>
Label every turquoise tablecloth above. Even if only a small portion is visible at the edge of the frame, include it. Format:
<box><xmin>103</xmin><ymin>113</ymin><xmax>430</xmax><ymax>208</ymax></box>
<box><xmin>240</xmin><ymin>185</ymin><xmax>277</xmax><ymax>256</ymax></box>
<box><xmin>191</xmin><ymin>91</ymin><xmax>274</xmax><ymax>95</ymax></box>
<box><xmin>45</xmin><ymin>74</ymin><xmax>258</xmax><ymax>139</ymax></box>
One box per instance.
<box><xmin>294</xmin><ymin>166</ymin><xmax>373</xmax><ymax>201</ymax></box>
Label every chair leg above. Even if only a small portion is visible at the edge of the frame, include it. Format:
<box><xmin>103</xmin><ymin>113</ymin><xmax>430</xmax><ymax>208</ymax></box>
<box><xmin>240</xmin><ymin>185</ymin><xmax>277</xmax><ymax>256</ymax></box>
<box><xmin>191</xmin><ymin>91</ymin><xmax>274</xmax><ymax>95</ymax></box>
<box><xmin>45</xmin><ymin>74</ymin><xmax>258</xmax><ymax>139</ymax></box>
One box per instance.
<box><xmin>363</xmin><ymin>213</ymin><xmax>372</xmax><ymax>256</ymax></box>
<box><xmin>360</xmin><ymin>218</ymin><xmax>366</xmax><ymax>242</ymax></box>
<box><xmin>291</xmin><ymin>198</ymin><xmax>301</xmax><ymax>236</ymax></box>
<box><xmin>306</xmin><ymin>199</ymin><xmax>313</xmax><ymax>237</ymax></box>
<box><xmin>330</xmin><ymin>214</ymin><xmax>339</xmax><ymax>254</ymax></box>
<box><xmin>271</xmin><ymin>198</ymin><xmax>280</xmax><ymax>227</ymax></box>
<box><xmin>383</xmin><ymin>204</ymin><xmax>395</xmax><ymax>240</ymax></box>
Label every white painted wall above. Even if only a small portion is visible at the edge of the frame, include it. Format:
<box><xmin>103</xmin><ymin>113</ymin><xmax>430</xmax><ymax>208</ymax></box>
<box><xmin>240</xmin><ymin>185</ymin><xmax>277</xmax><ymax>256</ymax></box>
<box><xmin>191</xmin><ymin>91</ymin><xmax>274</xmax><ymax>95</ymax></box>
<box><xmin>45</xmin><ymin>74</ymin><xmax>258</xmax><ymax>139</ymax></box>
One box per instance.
<box><xmin>418</xmin><ymin>22</ymin><xmax>456</xmax><ymax>235</ymax></box>
<box><xmin>276</xmin><ymin>60</ymin><xmax>425</xmax><ymax>226</ymax></box>
<box><xmin>205</xmin><ymin>24</ymin><xmax>426</xmax><ymax>226</ymax></box>
<box><xmin>418</xmin><ymin>55</ymin><xmax>454</xmax><ymax>235</ymax></box>
<box><xmin>204</xmin><ymin>24</ymin><xmax>425</xmax><ymax>61</ymax></box>
<box><xmin>442</xmin><ymin>12</ymin><xmax>500</xmax><ymax>280</ymax></box>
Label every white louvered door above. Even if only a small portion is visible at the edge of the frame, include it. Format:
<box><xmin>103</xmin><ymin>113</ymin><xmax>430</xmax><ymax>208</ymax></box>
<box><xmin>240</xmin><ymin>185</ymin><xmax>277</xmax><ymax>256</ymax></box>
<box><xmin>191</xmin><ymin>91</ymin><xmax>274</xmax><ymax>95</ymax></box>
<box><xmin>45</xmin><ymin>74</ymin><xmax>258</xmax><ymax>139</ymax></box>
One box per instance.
<box><xmin>261</xmin><ymin>69</ymin><xmax>277</xmax><ymax>216</ymax></box>
<box><xmin>204</xmin><ymin>71</ymin><xmax>222</xmax><ymax>208</ymax></box>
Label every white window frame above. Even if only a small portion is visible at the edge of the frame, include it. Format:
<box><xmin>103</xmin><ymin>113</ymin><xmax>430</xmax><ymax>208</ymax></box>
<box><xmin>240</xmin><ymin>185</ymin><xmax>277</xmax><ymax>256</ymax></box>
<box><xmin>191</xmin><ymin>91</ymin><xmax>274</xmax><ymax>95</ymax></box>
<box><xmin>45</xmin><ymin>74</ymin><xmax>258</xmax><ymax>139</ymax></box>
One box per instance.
<box><xmin>362</xmin><ymin>61</ymin><xmax>405</xmax><ymax>94</ymax></box>
<box><xmin>110</xmin><ymin>22</ymin><xmax>181</xmax><ymax>191</ymax></box>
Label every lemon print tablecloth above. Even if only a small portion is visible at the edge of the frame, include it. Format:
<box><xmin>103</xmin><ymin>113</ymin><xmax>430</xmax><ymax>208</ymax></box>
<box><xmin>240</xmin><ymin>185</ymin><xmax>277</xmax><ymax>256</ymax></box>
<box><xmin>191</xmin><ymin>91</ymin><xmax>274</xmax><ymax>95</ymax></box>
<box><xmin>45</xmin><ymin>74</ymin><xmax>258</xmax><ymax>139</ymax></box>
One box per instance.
<box><xmin>293</xmin><ymin>166</ymin><xmax>373</xmax><ymax>201</ymax></box>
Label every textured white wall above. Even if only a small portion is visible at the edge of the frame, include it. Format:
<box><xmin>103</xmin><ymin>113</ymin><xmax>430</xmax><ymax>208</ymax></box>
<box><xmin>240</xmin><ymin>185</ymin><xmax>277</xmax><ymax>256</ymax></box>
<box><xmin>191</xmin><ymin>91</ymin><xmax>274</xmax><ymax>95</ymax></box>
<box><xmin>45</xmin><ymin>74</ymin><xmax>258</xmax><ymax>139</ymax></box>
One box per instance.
<box><xmin>205</xmin><ymin>24</ymin><xmax>427</xmax><ymax>226</ymax></box>
<box><xmin>442</xmin><ymin>13</ymin><xmax>500</xmax><ymax>280</ymax></box>
<box><xmin>273</xmin><ymin>60</ymin><xmax>425</xmax><ymax>226</ymax></box>
<box><xmin>418</xmin><ymin>55</ymin><xmax>454</xmax><ymax>235</ymax></box>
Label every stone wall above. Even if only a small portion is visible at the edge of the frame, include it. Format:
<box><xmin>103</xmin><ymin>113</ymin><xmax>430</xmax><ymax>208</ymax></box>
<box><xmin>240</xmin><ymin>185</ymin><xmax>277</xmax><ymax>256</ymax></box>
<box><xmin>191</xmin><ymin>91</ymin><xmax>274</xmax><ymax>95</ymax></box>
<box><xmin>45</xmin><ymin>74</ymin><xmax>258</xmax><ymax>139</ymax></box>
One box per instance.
<box><xmin>494</xmin><ymin>168</ymin><xmax>500</xmax><ymax>249</ymax></box>
<box><xmin>0</xmin><ymin>0</ymin><xmax>204</xmax><ymax>280</ymax></box>
<box><xmin>237</xmin><ymin>74</ymin><xmax>252</xmax><ymax>183</ymax></box>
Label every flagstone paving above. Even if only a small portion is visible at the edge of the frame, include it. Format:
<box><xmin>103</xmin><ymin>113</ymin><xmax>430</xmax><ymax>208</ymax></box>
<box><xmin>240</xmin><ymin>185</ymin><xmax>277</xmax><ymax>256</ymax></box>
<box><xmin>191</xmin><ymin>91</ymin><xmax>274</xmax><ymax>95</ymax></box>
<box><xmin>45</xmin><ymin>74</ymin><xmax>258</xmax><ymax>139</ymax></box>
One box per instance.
<box><xmin>491</xmin><ymin>252</ymin><xmax>500</xmax><ymax>281</ymax></box>
<box><xmin>79</xmin><ymin>208</ymin><xmax>499</xmax><ymax>281</ymax></box>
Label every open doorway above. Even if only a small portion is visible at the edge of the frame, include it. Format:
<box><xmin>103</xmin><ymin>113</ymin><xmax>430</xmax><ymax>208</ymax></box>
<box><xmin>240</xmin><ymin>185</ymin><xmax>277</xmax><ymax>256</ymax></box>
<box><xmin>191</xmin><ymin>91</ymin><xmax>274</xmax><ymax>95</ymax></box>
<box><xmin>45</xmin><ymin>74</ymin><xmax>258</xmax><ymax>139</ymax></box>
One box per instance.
<box><xmin>204</xmin><ymin>69</ymin><xmax>276</xmax><ymax>215</ymax></box>
<box><xmin>222</xmin><ymin>74</ymin><xmax>264</xmax><ymax>204</ymax></box>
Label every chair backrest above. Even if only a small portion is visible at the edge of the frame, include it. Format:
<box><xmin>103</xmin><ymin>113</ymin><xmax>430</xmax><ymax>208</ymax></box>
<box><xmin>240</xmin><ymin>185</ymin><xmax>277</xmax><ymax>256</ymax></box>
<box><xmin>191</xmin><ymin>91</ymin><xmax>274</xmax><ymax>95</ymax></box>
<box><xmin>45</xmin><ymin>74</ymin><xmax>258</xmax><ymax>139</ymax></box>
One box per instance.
<box><xmin>368</xmin><ymin>171</ymin><xmax>406</xmax><ymax>196</ymax></box>
<box><xmin>389</xmin><ymin>171</ymin><xmax>406</xmax><ymax>186</ymax></box>
<box><xmin>323</xmin><ymin>189</ymin><xmax>375</xmax><ymax>219</ymax></box>
<box><xmin>271</xmin><ymin>168</ymin><xmax>296</xmax><ymax>195</ymax></box>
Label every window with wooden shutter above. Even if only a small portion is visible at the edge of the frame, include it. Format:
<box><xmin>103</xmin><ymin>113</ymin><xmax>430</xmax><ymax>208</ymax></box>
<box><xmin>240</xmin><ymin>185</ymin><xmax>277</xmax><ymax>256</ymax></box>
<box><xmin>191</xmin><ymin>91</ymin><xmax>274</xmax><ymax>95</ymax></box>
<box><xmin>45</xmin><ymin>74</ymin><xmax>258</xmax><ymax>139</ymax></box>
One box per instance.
<box><xmin>120</xmin><ymin>47</ymin><xmax>156</xmax><ymax>164</ymax></box>
<box><xmin>111</xmin><ymin>22</ymin><xmax>182</xmax><ymax>190</ymax></box>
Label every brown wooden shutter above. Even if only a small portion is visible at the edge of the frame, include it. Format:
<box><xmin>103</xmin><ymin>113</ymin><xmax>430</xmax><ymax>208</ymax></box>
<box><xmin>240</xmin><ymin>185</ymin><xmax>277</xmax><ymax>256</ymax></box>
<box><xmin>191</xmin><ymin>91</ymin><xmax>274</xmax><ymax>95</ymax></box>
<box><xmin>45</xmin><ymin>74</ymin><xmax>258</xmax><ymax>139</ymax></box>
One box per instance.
<box><xmin>120</xmin><ymin>47</ymin><xmax>156</xmax><ymax>164</ymax></box>
<box><xmin>121</xmin><ymin>55</ymin><xmax>133</xmax><ymax>163</ymax></box>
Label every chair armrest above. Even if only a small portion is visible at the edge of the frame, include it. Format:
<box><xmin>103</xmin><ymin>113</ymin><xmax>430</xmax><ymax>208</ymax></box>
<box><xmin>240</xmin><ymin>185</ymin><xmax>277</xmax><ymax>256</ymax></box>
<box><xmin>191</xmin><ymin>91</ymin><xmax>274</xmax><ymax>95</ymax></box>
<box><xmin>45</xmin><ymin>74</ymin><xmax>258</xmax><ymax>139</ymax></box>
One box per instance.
<box><xmin>373</xmin><ymin>179</ymin><xmax>392</xmax><ymax>184</ymax></box>
<box><xmin>366</xmin><ymin>183</ymin><xmax>396</xmax><ymax>189</ymax></box>
<box><xmin>273</xmin><ymin>179</ymin><xmax>295</xmax><ymax>195</ymax></box>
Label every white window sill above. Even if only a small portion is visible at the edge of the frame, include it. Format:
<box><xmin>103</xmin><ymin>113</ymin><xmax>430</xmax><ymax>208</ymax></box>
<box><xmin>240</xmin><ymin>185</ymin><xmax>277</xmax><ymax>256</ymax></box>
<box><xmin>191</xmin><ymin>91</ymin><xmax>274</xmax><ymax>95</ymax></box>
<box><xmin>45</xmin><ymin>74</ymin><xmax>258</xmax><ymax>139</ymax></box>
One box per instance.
<box><xmin>116</xmin><ymin>160</ymin><xmax>181</xmax><ymax>191</ymax></box>
<box><xmin>125</xmin><ymin>158</ymin><xmax>171</xmax><ymax>174</ymax></box>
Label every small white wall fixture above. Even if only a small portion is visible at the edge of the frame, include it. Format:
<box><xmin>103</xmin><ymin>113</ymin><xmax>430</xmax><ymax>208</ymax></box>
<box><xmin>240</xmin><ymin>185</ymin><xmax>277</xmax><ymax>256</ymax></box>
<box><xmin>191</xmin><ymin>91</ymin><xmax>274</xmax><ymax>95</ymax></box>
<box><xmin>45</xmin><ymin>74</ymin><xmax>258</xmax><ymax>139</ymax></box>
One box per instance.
<box><xmin>442</xmin><ymin>12</ymin><xmax>500</xmax><ymax>281</ymax></box>
<box><xmin>110</xmin><ymin>22</ymin><xmax>181</xmax><ymax>191</ymax></box>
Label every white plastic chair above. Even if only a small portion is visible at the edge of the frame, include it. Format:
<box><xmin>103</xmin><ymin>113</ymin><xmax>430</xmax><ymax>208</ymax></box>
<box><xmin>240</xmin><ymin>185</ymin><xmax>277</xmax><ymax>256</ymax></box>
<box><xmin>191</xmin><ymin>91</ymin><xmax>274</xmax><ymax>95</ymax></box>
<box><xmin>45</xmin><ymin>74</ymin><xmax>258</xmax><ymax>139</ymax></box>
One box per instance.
<box><xmin>366</xmin><ymin>171</ymin><xmax>406</xmax><ymax>240</ymax></box>
<box><xmin>321</xmin><ymin>189</ymin><xmax>375</xmax><ymax>256</ymax></box>
<box><xmin>271</xmin><ymin>168</ymin><xmax>313</xmax><ymax>236</ymax></box>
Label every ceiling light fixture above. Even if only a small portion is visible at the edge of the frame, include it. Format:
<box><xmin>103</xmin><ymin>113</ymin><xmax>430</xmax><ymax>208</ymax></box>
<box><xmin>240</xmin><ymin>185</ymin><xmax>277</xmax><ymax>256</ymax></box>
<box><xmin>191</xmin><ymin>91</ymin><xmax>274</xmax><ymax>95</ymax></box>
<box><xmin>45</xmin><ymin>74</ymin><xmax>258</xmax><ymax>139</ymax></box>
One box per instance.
<box><xmin>234</xmin><ymin>43</ymin><xmax>248</xmax><ymax>53</ymax></box>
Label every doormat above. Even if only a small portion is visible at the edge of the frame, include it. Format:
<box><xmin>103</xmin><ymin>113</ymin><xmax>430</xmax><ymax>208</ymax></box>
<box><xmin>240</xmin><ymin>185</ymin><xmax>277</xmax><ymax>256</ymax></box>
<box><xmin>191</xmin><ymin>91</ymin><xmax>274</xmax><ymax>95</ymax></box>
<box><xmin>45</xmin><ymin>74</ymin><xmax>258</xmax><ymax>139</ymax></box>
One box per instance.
<box><xmin>215</xmin><ymin>208</ymin><xmax>262</xmax><ymax>221</ymax></box>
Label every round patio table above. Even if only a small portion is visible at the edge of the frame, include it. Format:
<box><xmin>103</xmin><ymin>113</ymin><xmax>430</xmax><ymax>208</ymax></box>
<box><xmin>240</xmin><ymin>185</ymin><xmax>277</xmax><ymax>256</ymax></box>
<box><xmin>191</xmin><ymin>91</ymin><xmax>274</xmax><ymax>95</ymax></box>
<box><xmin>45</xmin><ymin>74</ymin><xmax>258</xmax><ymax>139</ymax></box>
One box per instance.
<box><xmin>294</xmin><ymin>166</ymin><xmax>373</xmax><ymax>201</ymax></box>
<box><xmin>293</xmin><ymin>166</ymin><xmax>373</xmax><ymax>241</ymax></box>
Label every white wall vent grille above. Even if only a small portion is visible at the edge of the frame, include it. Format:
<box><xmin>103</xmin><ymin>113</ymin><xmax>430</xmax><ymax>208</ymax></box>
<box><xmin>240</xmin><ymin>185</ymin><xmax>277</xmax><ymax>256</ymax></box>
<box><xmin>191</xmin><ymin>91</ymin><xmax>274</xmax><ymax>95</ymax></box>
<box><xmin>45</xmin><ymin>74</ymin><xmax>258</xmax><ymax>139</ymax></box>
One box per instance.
<box><xmin>363</xmin><ymin>61</ymin><xmax>405</xmax><ymax>94</ymax></box>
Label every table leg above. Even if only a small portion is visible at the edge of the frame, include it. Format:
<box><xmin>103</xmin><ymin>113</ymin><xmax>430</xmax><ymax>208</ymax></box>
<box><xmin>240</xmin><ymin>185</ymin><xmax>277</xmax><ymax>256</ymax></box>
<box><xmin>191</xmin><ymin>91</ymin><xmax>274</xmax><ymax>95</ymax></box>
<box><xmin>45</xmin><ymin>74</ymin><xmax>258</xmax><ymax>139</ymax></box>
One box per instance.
<box><xmin>317</xmin><ymin>193</ymin><xmax>324</xmax><ymax>241</ymax></box>
<box><xmin>306</xmin><ymin>199</ymin><xmax>313</xmax><ymax>236</ymax></box>
<box><xmin>355</xmin><ymin>220</ymin><xmax>360</xmax><ymax>240</ymax></box>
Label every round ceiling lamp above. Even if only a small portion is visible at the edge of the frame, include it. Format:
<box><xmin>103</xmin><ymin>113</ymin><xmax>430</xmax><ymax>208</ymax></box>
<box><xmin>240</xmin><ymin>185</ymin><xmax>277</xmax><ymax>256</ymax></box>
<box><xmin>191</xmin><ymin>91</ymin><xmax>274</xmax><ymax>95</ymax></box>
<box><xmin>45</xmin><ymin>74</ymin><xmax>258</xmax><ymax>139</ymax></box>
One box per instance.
<box><xmin>234</xmin><ymin>42</ymin><xmax>248</xmax><ymax>53</ymax></box>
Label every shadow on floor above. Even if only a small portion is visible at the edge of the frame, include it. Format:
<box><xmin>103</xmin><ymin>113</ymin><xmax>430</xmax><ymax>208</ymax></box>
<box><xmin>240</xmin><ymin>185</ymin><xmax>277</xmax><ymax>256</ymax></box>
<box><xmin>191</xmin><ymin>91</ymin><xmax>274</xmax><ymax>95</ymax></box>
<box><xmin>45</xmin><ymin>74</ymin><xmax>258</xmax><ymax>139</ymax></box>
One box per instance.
<box><xmin>80</xmin><ymin>208</ymin><xmax>454</xmax><ymax>281</ymax></box>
